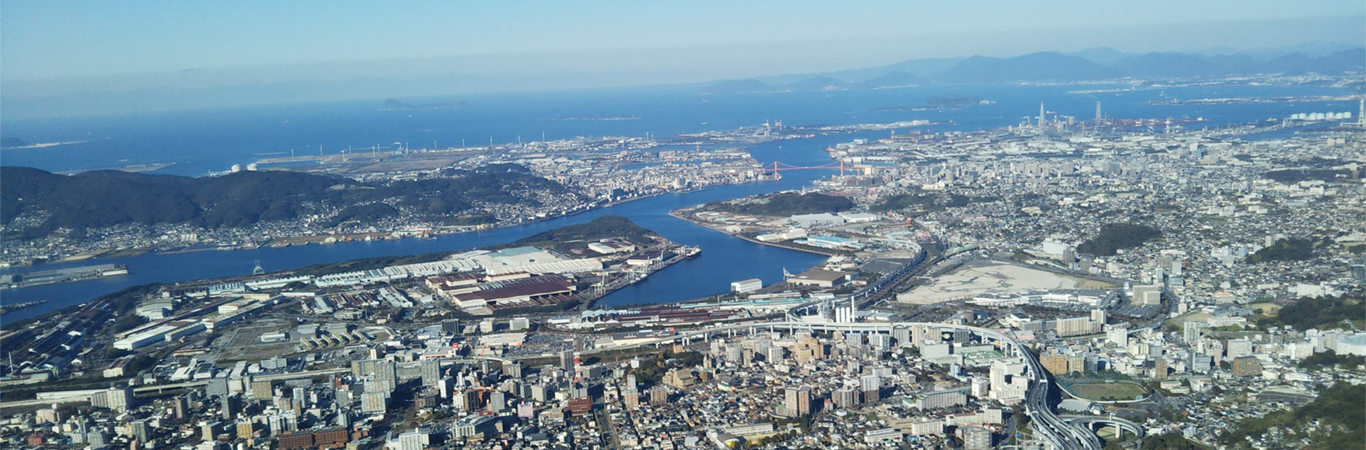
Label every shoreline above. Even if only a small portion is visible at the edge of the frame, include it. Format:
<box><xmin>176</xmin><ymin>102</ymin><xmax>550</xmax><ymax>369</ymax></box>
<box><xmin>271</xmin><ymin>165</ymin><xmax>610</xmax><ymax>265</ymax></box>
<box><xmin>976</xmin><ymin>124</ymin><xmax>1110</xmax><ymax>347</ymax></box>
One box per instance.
<box><xmin>3</xmin><ymin>179</ymin><xmax>779</xmax><ymax>271</ymax></box>
<box><xmin>666</xmin><ymin>207</ymin><xmax>840</xmax><ymax>257</ymax></box>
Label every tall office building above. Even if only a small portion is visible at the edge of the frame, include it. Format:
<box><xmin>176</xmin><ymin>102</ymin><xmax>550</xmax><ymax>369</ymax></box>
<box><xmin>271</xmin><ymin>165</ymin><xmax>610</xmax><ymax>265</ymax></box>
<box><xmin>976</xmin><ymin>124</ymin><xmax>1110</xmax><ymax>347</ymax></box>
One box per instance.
<box><xmin>421</xmin><ymin>359</ymin><xmax>442</xmax><ymax>388</ymax></box>
<box><xmin>250</xmin><ymin>380</ymin><xmax>274</xmax><ymax>401</ymax></box>
<box><xmin>174</xmin><ymin>396</ymin><xmax>190</xmax><ymax>420</ymax></box>
<box><xmin>130</xmin><ymin>419</ymin><xmax>152</xmax><ymax>442</ymax></box>
<box><xmin>559</xmin><ymin>350</ymin><xmax>575</xmax><ymax>372</ymax></box>
<box><xmin>221</xmin><ymin>394</ymin><xmax>242</xmax><ymax>420</ymax></box>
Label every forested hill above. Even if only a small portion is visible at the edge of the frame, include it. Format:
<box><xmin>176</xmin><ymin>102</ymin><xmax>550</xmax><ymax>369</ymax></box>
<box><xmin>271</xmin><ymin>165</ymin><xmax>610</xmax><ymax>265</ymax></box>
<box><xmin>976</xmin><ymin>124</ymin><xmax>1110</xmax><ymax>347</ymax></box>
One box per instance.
<box><xmin>703</xmin><ymin>192</ymin><xmax>854</xmax><ymax>216</ymax></box>
<box><xmin>0</xmin><ymin>166</ymin><xmax>574</xmax><ymax>237</ymax></box>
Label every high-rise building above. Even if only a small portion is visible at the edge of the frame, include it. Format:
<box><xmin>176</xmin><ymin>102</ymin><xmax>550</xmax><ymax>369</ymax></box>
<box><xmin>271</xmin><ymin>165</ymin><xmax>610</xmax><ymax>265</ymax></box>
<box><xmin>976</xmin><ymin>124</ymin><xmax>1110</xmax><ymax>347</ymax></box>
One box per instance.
<box><xmin>861</xmin><ymin>375</ymin><xmax>881</xmax><ymax>403</ymax></box>
<box><xmin>1227</xmin><ymin>339</ymin><xmax>1253</xmax><ymax>358</ymax></box>
<box><xmin>91</xmin><ymin>386</ymin><xmax>135</xmax><ymax>413</ymax></box>
<box><xmin>85</xmin><ymin>431</ymin><xmax>108</xmax><ymax>448</ymax></box>
<box><xmin>398</xmin><ymin>430</ymin><xmax>429</xmax><ymax>450</ymax></box>
<box><xmin>250</xmin><ymin>380</ymin><xmax>274</xmax><ymax>401</ymax></box>
<box><xmin>833</xmin><ymin>387</ymin><xmax>859</xmax><ymax>408</ymax></box>
<box><xmin>784</xmin><ymin>385</ymin><xmax>811</xmax><ymax>417</ymax></box>
<box><xmin>488</xmin><ymin>391</ymin><xmax>508</xmax><ymax>412</ymax></box>
<box><xmin>911</xmin><ymin>325</ymin><xmax>928</xmax><ymax>348</ymax></box>
<box><xmin>361</xmin><ymin>391</ymin><xmax>388</xmax><ymax>414</ymax></box>
<box><xmin>1107</xmin><ymin>328</ymin><xmax>1129</xmax><ymax>348</ymax></box>
<box><xmin>914</xmin><ymin>390</ymin><xmax>967</xmax><ymax>410</ymax></box>
<box><xmin>206</xmin><ymin>378</ymin><xmax>229</xmax><ymax>397</ymax></box>
<box><xmin>174</xmin><ymin>395</ymin><xmax>190</xmax><ymax>420</ymax></box>
<box><xmin>1184</xmin><ymin>322</ymin><xmax>1207</xmax><ymax>344</ymax></box>
<box><xmin>235</xmin><ymin>421</ymin><xmax>256</xmax><ymax>440</ymax></box>
<box><xmin>421</xmin><ymin>359</ymin><xmax>442</xmax><ymax>388</ymax></box>
<box><xmin>892</xmin><ymin>327</ymin><xmax>911</xmax><ymax>347</ymax></box>
<box><xmin>441</xmin><ymin>319</ymin><xmax>461</xmax><ymax>335</ymax></box>
<box><xmin>220</xmin><ymin>394</ymin><xmax>241</xmax><ymax>420</ymax></box>
<box><xmin>1232</xmin><ymin>356</ymin><xmax>1263</xmax><ymax>377</ymax></box>
<box><xmin>559</xmin><ymin>350</ymin><xmax>575</xmax><ymax>372</ymax></box>
<box><xmin>962</xmin><ymin>425</ymin><xmax>993</xmax><ymax>450</ymax></box>
<box><xmin>268</xmin><ymin>411</ymin><xmax>299</xmax><ymax>434</ymax></box>
<box><xmin>1040</xmin><ymin>354</ymin><xmax>1067</xmax><ymax>376</ymax></box>
<box><xmin>531</xmin><ymin>384</ymin><xmax>552</xmax><ymax>402</ymax></box>
<box><xmin>649</xmin><ymin>386</ymin><xmax>669</xmax><ymax>406</ymax></box>
<box><xmin>1055</xmin><ymin>316</ymin><xmax>1093</xmax><ymax>337</ymax></box>
<box><xmin>131</xmin><ymin>419</ymin><xmax>152</xmax><ymax>442</ymax></box>
<box><xmin>200</xmin><ymin>422</ymin><xmax>223</xmax><ymax>442</ymax></box>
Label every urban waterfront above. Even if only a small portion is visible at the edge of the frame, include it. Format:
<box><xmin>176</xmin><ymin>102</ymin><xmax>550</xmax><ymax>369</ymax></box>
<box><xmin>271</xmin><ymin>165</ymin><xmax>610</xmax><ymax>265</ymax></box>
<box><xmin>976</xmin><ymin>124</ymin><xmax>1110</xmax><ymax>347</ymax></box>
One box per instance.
<box><xmin>0</xmin><ymin>131</ymin><xmax>864</xmax><ymax>323</ymax></box>
<box><xmin>2</xmin><ymin>82</ymin><xmax>1359</xmax><ymax>323</ymax></box>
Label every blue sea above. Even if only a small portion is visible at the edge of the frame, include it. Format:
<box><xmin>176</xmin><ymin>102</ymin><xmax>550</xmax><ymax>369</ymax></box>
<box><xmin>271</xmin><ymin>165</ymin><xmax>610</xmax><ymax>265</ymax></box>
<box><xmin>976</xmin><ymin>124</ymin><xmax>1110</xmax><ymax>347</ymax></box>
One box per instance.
<box><xmin>0</xmin><ymin>82</ymin><xmax>1356</xmax><ymax>323</ymax></box>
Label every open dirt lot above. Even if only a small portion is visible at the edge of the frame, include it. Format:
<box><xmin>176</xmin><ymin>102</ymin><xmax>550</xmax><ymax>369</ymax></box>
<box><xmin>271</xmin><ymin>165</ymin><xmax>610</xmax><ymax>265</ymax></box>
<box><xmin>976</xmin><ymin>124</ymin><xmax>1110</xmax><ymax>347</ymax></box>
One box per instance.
<box><xmin>898</xmin><ymin>260</ymin><xmax>1081</xmax><ymax>304</ymax></box>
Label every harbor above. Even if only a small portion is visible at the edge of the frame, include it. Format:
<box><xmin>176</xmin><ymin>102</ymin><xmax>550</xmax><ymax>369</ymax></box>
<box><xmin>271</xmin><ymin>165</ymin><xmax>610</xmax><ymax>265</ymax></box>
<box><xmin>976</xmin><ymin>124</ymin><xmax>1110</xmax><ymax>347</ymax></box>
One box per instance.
<box><xmin>0</xmin><ymin>264</ymin><xmax>129</xmax><ymax>290</ymax></box>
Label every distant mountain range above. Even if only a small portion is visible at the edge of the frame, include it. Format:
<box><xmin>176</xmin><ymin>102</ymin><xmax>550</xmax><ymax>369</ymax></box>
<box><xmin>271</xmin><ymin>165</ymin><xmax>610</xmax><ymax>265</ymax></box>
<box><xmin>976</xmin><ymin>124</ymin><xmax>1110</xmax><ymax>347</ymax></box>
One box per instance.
<box><xmin>704</xmin><ymin>47</ymin><xmax>1364</xmax><ymax>93</ymax></box>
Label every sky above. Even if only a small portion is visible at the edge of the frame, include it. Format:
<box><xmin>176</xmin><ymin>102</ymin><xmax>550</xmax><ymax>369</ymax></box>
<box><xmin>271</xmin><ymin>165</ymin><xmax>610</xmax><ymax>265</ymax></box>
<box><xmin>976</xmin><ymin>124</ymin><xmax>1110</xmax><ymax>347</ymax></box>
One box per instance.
<box><xmin>2</xmin><ymin>1</ymin><xmax>1363</xmax><ymax>117</ymax></box>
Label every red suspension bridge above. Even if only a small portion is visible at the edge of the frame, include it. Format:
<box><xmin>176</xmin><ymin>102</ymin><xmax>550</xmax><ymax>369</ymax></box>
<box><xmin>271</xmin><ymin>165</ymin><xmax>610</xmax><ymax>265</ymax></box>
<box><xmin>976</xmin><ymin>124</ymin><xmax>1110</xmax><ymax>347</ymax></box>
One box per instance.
<box><xmin>763</xmin><ymin>160</ymin><xmax>849</xmax><ymax>176</ymax></box>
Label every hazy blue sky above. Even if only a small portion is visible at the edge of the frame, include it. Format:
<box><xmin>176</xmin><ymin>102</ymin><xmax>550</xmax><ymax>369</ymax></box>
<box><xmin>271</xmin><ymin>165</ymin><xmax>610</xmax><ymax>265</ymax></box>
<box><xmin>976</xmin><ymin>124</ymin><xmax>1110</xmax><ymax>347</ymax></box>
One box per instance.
<box><xmin>4</xmin><ymin>0</ymin><xmax>1362</xmax><ymax>79</ymax></box>
<box><xmin>1</xmin><ymin>1</ymin><xmax>1362</xmax><ymax>118</ymax></box>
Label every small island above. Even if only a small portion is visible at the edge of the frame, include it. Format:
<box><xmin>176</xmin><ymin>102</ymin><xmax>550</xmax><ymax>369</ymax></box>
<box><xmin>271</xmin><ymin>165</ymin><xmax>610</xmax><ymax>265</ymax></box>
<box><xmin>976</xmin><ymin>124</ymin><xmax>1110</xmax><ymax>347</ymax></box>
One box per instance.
<box><xmin>924</xmin><ymin>95</ymin><xmax>985</xmax><ymax>108</ymax></box>
<box><xmin>871</xmin><ymin>95</ymin><xmax>987</xmax><ymax>113</ymax></box>
<box><xmin>1</xmin><ymin>137</ymin><xmax>29</xmax><ymax>149</ymax></box>
<box><xmin>550</xmin><ymin>116</ymin><xmax>642</xmax><ymax>121</ymax></box>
